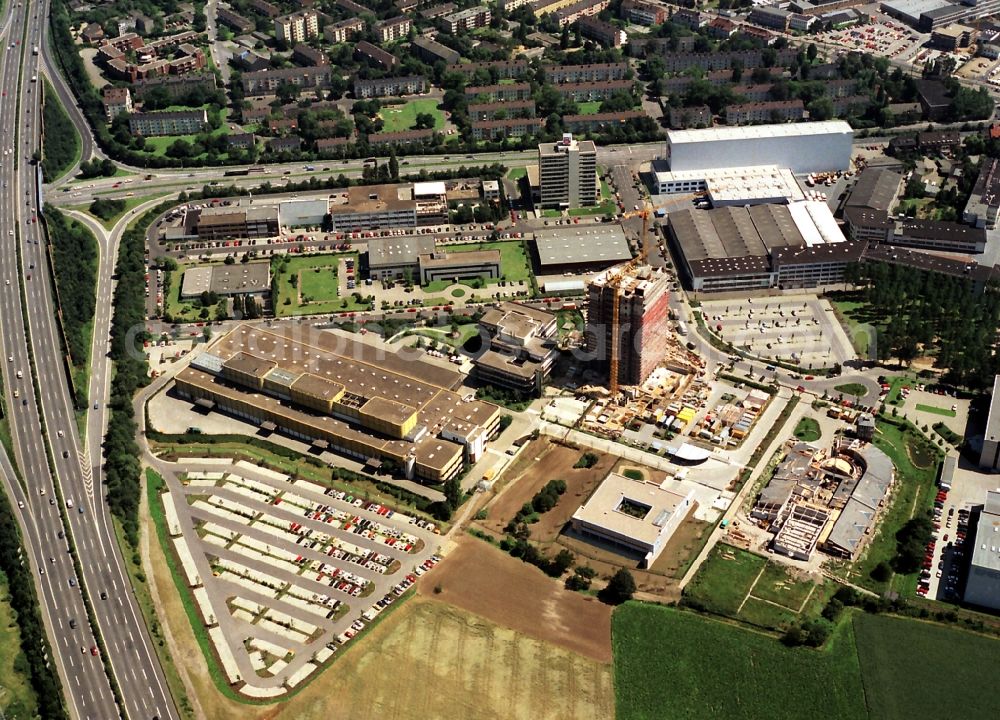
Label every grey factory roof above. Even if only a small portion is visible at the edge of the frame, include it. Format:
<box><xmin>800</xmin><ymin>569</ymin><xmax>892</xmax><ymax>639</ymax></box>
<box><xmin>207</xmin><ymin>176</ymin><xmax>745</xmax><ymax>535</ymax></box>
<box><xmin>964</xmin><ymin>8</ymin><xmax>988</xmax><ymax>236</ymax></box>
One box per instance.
<box><xmin>533</xmin><ymin>225</ymin><xmax>632</xmax><ymax>268</ymax></box>
<box><xmin>862</xmin><ymin>244</ymin><xmax>999</xmax><ymax>283</ymax></box>
<box><xmin>826</xmin><ymin>497</ymin><xmax>877</xmax><ymax>556</ymax></box>
<box><xmin>896</xmin><ymin>218</ymin><xmax>987</xmax><ymax>245</ymax></box>
<box><xmin>367</xmin><ymin>235</ymin><xmax>435</xmax><ymax>268</ymax></box>
<box><xmin>965</xmin><ymin>157</ymin><xmax>1000</xmax><ymax>220</ymax></box>
<box><xmin>180</xmin><ymin>261</ymin><xmax>271</xmax><ymax>297</ymax></box>
<box><xmin>970</xmin><ymin>490</ymin><xmax>1000</xmax><ymax>573</ymax></box>
<box><xmin>771</xmin><ymin>241</ymin><xmax>865</xmax><ymax>267</ymax></box>
<box><xmin>845</xmin><ymin>168</ymin><xmax>903</xmax><ymax>212</ymax></box>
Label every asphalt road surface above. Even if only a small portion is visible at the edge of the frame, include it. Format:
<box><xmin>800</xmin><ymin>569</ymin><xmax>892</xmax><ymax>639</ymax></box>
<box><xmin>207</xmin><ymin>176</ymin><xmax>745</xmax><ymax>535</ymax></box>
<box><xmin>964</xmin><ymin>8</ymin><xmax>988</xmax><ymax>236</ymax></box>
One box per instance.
<box><xmin>0</xmin><ymin>2</ymin><xmax>178</xmax><ymax>718</ymax></box>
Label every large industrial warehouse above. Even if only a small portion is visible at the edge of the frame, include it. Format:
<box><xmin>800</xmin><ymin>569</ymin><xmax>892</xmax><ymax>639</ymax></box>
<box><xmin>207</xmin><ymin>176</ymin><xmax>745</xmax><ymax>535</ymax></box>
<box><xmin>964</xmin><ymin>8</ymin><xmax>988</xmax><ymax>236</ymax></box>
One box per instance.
<box><xmin>172</xmin><ymin>324</ymin><xmax>502</xmax><ymax>483</ymax></box>
<box><xmin>667</xmin><ymin>201</ymin><xmax>864</xmax><ymax>292</ymax></box>
<box><xmin>665</xmin><ymin>121</ymin><xmax>854</xmax><ymax>174</ymax></box>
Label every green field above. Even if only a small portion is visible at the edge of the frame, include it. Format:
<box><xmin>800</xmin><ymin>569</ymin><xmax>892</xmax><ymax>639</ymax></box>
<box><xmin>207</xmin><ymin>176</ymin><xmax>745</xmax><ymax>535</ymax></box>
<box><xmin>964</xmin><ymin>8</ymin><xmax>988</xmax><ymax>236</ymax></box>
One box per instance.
<box><xmin>506</xmin><ymin>166</ymin><xmax>527</xmax><ymax>180</ymax></box>
<box><xmin>684</xmin><ymin>544</ymin><xmax>766</xmax><ymax>617</ymax></box>
<box><xmin>577</xmin><ymin>101</ymin><xmax>602</xmax><ymax>115</ymax></box>
<box><xmin>854</xmin><ymin>613</ymin><xmax>999</xmax><ymax>720</ymax></box>
<box><xmin>411</xmin><ymin>324</ymin><xmax>481</xmax><ymax>348</ymax></box>
<box><xmin>684</xmin><ymin>544</ymin><xmax>817</xmax><ymax>630</ymax></box>
<box><xmin>0</xmin><ymin>572</ymin><xmax>39</xmax><ymax>719</ymax></box>
<box><xmin>793</xmin><ymin>417</ymin><xmax>821</xmax><ymax>442</ymax></box>
<box><xmin>274</xmin><ymin>253</ymin><xmax>369</xmax><ymax>317</ymax></box>
<box><xmin>613</xmin><ymin>604</ymin><xmax>868</xmax><ymax>720</ymax></box>
<box><xmin>834</xmin><ymin>383</ymin><xmax>869</xmax><ymax>398</ymax></box>
<box><xmin>613</xmin><ymin>604</ymin><xmax>1000</xmax><ymax>720</ymax></box>
<box><xmin>421</xmin><ymin>240</ymin><xmax>532</xmax><ymax>291</ymax></box>
<box><xmin>915</xmin><ymin>403</ymin><xmax>956</xmax><ymax>417</ymax></box>
<box><xmin>378</xmin><ymin>99</ymin><xmax>445</xmax><ymax>133</ymax></box>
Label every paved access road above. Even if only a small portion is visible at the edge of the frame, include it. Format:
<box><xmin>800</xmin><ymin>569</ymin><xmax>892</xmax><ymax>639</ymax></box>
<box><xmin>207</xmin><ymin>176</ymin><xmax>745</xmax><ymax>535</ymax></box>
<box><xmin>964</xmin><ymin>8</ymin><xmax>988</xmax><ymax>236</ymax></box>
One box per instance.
<box><xmin>0</xmin><ymin>2</ymin><xmax>178</xmax><ymax>718</ymax></box>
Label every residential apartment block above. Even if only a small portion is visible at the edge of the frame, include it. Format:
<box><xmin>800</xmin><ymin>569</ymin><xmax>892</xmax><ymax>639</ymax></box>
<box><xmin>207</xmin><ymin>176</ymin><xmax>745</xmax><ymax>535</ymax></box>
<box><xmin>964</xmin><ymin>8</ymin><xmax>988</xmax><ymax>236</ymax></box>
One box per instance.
<box><xmin>355</xmin><ymin>40</ymin><xmax>399</xmax><ymax>69</ymax></box>
<box><xmin>274</xmin><ymin>11</ymin><xmax>319</xmax><ymax>44</ymax></box>
<box><xmin>446</xmin><ymin>59</ymin><xmax>529</xmax><ymax>79</ymax></box>
<box><xmin>376</xmin><ymin>16</ymin><xmax>412</xmax><ymax>43</ymax></box>
<box><xmin>472</xmin><ymin>117</ymin><xmax>545</xmax><ymax>140</ymax></box>
<box><xmin>464</xmin><ymin>82</ymin><xmax>532</xmax><ymax>102</ymax></box>
<box><xmin>563</xmin><ymin>110</ymin><xmax>646</xmax><ymax>133</ymax></box>
<box><xmin>621</xmin><ymin>0</ymin><xmax>668</xmax><ymax>26</ymax></box>
<box><xmin>129</xmin><ymin>109</ymin><xmax>208</xmax><ymax>136</ymax></box>
<box><xmin>101</xmin><ymin>86</ymin><xmax>133</xmax><ymax>121</ymax></box>
<box><xmin>368</xmin><ymin>128</ymin><xmax>435</xmax><ymax>147</ymax></box>
<box><xmin>241</xmin><ymin>66</ymin><xmax>333</xmax><ymax>94</ymax></box>
<box><xmin>576</xmin><ymin>16</ymin><xmax>626</xmax><ymax>46</ymax></box>
<box><xmin>324</xmin><ymin>17</ymin><xmax>365</xmax><ymax>44</ymax></box>
<box><xmin>442</xmin><ymin>5</ymin><xmax>491</xmax><ymax>32</ymax></box>
<box><xmin>353</xmin><ymin>75</ymin><xmax>427</xmax><ymax>98</ymax></box>
<box><xmin>725</xmin><ymin>100</ymin><xmax>805</xmax><ymax>125</ymax></box>
<box><xmin>544</xmin><ymin>62</ymin><xmax>628</xmax><ymax>83</ymax></box>
<box><xmin>217</xmin><ymin>7</ymin><xmax>254</xmax><ymax>34</ymax></box>
<box><xmin>468</xmin><ymin>100</ymin><xmax>536</xmax><ymax>121</ymax></box>
<box><xmin>554</xmin><ymin>80</ymin><xmax>633</xmax><ymax>101</ymax></box>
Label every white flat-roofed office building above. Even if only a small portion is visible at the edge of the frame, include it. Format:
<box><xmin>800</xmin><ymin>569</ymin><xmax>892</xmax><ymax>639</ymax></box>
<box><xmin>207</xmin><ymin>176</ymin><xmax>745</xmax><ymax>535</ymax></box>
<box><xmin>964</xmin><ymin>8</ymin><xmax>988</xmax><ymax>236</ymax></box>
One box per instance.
<box><xmin>571</xmin><ymin>471</ymin><xmax>695</xmax><ymax>567</ymax></box>
<box><xmin>965</xmin><ymin>490</ymin><xmax>1000</xmax><ymax>610</ymax></box>
<box><xmin>654</xmin><ymin>165</ymin><xmax>806</xmax><ymax>206</ymax></box>
<box><xmin>665</xmin><ymin>121</ymin><xmax>853</xmax><ymax>174</ymax></box>
<box><xmin>979</xmin><ymin>375</ymin><xmax>1000</xmax><ymax>470</ymax></box>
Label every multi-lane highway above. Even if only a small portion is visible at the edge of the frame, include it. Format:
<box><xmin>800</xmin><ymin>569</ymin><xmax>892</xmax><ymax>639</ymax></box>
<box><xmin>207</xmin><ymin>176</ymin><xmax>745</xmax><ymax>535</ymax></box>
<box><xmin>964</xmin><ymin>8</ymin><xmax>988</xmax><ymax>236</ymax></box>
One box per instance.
<box><xmin>0</xmin><ymin>2</ymin><xmax>178</xmax><ymax>719</ymax></box>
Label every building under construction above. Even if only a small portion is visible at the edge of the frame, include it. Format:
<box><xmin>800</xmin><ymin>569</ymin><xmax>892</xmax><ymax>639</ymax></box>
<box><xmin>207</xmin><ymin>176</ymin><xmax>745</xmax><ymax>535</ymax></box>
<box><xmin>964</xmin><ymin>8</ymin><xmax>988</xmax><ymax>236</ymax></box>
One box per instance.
<box><xmin>585</xmin><ymin>265</ymin><xmax>671</xmax><ymax>388</ymax></box>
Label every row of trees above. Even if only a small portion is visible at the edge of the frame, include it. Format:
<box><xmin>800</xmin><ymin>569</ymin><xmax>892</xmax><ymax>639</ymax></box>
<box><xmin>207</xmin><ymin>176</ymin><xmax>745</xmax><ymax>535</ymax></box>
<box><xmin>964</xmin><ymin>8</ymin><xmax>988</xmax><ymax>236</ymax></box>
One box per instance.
<box><xmin>843</xmin><ymin>261</ymin><xmax>1000</xmax><ymax>389</ymax></box>
<box><xmin>103</xmin><ymin>202</ymin><xmax>162</xmax><ymax>544</ymax></box>
<box><xmin>41</xmin><ymin>80</ymin><xmax>80</xmax><ymax>182</ymax></box>
<box><xmin>45</xmin><ymin>207</ymin><xmax>98</xmax><ymax>374</ymax></box>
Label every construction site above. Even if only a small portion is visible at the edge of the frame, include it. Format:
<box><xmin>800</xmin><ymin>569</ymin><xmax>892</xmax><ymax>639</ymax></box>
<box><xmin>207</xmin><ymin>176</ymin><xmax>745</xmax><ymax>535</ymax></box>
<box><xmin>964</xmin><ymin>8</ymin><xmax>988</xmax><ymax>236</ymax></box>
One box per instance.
<box><xmin>750</xmin><ymin>439</ymin><xmax>896</xmax><ymax>563</ymax></box>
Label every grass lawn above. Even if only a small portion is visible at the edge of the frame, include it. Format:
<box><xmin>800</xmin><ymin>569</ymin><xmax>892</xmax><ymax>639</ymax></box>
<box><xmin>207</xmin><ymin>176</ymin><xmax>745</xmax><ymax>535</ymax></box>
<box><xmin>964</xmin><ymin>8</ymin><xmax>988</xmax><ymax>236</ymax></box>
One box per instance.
<box><xmin>684</xmin><ymin>543</ymin><xmax>767</xmax><ymax>617</ymax></box>
<box><xmin>541</xmin><ymin>209</ymin><xmax>562</xmax><ymax>218</ymax></box>
<box><xmin>793</xmin><ymin>417</ymin><xmax>822</xmax><ymax>442</ymax></box>
<box><xmin>829</xmin><ymin>299</ymin><xmax>874</xmax><ymax>356</ymax></box>
<box><xmin>847</xmin><ymin>419</ymin><xmax>941</xmax><ymax>595</ymax></box>
<box><xmin>506</xmin><ymin>166</ymin><xmax>526</xmax><ymax>181</ymax></box>
<box><xmin>420</xmin><ymin>241</ymin><xmax>532</xmax><ymax>290</ymax></box>
<box><xmin>577</xmin><ymin>101</ymin><xmax>602</xmax><ymax>115</ymax></box>
<box><xmin>567</xmin><ymin>201</ymin><xmax>617</xmax><ymax>217</ymax></box>
<box><xmin>0</xmin><ymin>572</ymin><xmax>39</xmax><ymax>719</ymax></box>
<box><xmin>141</xmin><ymin>109</ymin><xmax>231</xmax><ymax>159</ymax></box>
<box><xmin>833</xmin><ymin>382</ymin><xmax>869</xmax><ymax>398</ymax></box>
<box><xmin>854</xmin><ymin>612</ymin><xmax>1000</xmax><ymax>720</ymax></box>
<box><xmin>916</xmin><ymin>403</ymin><xmax>956</xmax><ymax>417</ymax></box>
<box><xmin>411</xmin><ymin>324</ymin><xmax>480</xmax><ymax>348</ymax></box>
<box><xmin>273</xmin><ymin>253</ymin><xmax>370</xmax><ymax>317</ymax></box>
<box><xmin>71</xmin><ymin>192</ymin><xmax>170</xmax><ymax>229</ymax></box>
<box><xmin>378</xmin><ymin>99</ymin><xmax>444</xmax><ymax>132</ymax></box>
<box><xmin>613</xmin><ymin>604</ymin><xmax>868</xmax><ymax>720</ymax></box>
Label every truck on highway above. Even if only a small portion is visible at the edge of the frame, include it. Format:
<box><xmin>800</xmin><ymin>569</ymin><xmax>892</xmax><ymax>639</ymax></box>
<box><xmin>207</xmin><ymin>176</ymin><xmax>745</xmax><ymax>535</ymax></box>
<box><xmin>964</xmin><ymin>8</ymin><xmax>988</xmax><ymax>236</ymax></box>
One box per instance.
<box><xmin>32</xmin><ymin>46</ymin><xmax>38</xmax><ymax>55</ymax></box>
<box><xmin>66</xmin><ymin>498</ymin><xmax>73</xmax><ymax>509</ymax></box>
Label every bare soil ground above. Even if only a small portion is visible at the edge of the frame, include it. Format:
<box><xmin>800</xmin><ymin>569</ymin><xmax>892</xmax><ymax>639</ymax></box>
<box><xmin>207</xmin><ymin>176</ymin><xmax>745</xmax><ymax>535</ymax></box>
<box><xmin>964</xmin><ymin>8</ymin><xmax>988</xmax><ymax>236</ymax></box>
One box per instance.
<box><xmin>482</xmin><ymin>438</ymin><xmax>618</xmax><ymax>540</ymax></box>
<box><xmin>149</xmin><ymin>529</ymin><xmax>612</xmax><ymax>719</ymax></box>
<box><xmin>419</xmin><ymin>535</ymin><xmax>613</xmax><ymax>663</ymax></box>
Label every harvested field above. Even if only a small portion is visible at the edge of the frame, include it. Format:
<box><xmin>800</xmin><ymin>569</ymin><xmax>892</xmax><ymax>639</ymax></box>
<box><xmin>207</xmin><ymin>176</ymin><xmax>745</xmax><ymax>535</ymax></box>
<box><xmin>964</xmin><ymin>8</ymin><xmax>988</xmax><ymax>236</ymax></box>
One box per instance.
<box><xmin>421</xmin><ymin>534</ymin><xmax>612</xmax><ymax>662</ymax></box>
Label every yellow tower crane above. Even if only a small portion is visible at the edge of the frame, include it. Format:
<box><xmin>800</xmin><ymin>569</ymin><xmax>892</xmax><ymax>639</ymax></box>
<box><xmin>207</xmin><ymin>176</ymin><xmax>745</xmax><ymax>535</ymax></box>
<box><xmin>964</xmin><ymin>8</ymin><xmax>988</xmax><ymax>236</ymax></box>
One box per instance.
<box><xmin>607</xmin><ymin>199</ymin><xmax>653</xmax><ymax>397</ymax></box>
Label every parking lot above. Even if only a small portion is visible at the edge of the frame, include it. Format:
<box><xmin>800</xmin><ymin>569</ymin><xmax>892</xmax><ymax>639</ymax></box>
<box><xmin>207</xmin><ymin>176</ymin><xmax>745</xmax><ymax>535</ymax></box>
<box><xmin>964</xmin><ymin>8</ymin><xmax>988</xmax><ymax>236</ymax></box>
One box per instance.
<box><xmin>813</xmin><ymin>18</ymin><xmax>917</xmax><ymax>60</ymax></box>
<box><xmin>699</xmin><ymin>294</ymin><xmax>857</xmax><ymax>369</ymax></box>
<box><xmin>160</xmin><ymin>458</ymin><xmax>443</xmax><ymax>696</ymax></box>
<box><xmin>921</xmin><ymin>457</ymin><xmax>996</xmax><ymax>601</ymax></box>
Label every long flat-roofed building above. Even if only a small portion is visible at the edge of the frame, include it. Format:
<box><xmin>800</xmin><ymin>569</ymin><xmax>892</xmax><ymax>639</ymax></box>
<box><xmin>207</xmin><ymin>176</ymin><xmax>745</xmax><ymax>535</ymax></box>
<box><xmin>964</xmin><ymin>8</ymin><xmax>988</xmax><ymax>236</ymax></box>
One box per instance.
<box><xmin>532</xmin><ymin>224</ymin><xmax>632</xmax><ymax>273</ymax></box>
<box><xmin>367</xmin><ymin>235</ymin><xmax>436</xmax><ymax>282</ymax></box>
<box><xmin>179</xmin><ymin>261</ymin><xmax>271</xmax><ymax>298</ymax></box>
<box><xmin>418</xmin><ymin>249</ymin><xmax>501</xmax><ymax>284</ymax></box>
<box><xmin>979</xmin><ymin>375</ymin><xmax>1000</xmax><ymax>470</ymax></box>
<box><xmin>964</xmin><ymin>156</ymin><xmax>1000</xmax><ymax>229</ymax></box>
<box><xmin>667</xmin><ymin>201</ymin><xmax>859</xmax><ymax>292</ymax></box>
<box><xmin>473</xmin><ymin>302</ymin><xmax>558</xmax><ymax>395</ymax></box>
<box><xmin>965</xmin><ymin>490</ymin><xmax>1000</xmax><ymax>610</ymax></box>
<box><xmin>328</xmin><ymin>184</ymin><xmax>418</xmax><ymax>231</ymax></box>
<box><xmin>192</xmin><ymin>204</ymin><xmax>280</xmax><ymax>240</ymax></box>
<box><xmin>571</xmin><ymin>471</ymin><xmax>695</xmax><ymax>567</ymax></box>
<box><xmin>665</xmin><ymin>120</ymin><xmax>853</xmax><ymax>174</ymax></box>
<box><xmin>174</xmin><ymin>324</ymin><xmax>502</xmax><ymax>483</ymax></box>
<box><xmin>654</xmin><ymin>165</ymin><xmax>806</xmax><ymax>206</ymax></box>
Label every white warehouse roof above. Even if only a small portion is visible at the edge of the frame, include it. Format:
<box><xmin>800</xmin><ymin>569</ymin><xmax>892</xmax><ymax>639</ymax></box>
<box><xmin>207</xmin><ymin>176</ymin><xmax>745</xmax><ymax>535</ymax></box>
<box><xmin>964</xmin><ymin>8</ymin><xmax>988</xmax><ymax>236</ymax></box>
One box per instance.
<box><xmin>667</xmin><ymin>120</ymin><xmax>853</xmax><ymax>146</ymax></box>
<box><xmin>787</xmin><ymin>200</ymin><xmax>846</xmax><ymax>246</ymax></box>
